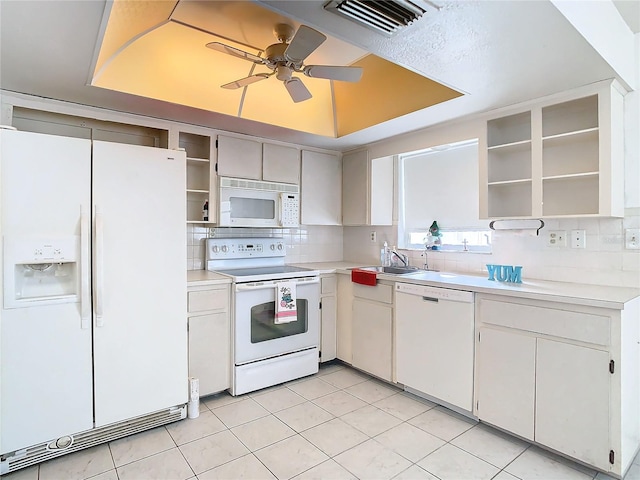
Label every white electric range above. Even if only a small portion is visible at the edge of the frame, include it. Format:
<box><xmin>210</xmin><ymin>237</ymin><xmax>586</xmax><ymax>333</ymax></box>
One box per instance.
<box><xmin>206</xmin><ymin>238</ymin><xmax>320</xmax><ymax>395</ymax></box>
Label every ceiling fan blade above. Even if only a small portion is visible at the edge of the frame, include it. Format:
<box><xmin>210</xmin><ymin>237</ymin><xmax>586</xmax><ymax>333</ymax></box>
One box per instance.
<box><xmin>303</xmin><ymin>65</ymin><xmax>363</xmax><ymax>82</ymax></box>
<box><xmin>284</xmin><ymin>25</ymin><xmax>326</xmax><ymax>63</ymax></box>
<box><xmin>206</xmin><ymin>42</ymin><xmax>265</xmax><ymax>64</ymax></box>
<box><xmin>221</xmin><ymin>73</ymin><xmax>271</xmax><ymax>90</ymax></box>
<box><xmin>284</xmin><ymin>78</ymin><xmax>312</xmax><ymax>103</ymax></box>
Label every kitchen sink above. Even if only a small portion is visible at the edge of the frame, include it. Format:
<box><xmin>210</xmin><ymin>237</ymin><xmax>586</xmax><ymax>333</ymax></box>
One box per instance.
<box><xmin>355</xmin><ymin>266</ymin><xmax>438</xmax><ymax>275</ymax></box>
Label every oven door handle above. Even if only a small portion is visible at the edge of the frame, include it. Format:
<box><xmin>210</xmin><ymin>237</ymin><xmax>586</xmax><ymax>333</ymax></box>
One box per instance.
<box><xmin>235</xmin><ymin>277</ymin><xmax>320</xmax><ymax>291</ymax></box>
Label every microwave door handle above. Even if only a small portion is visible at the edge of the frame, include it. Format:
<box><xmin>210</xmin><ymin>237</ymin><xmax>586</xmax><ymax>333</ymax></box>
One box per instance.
<box><xmin>278</xmin><ymin>193</ymin><xmax>284</xmax><ymax>227</ymax></box>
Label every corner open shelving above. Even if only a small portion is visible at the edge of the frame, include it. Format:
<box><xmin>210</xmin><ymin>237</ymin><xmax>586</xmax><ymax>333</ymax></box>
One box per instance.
<box><xmin>480</xmin><ymin>81</ymin><xmax>624</xmax><ymax>219</ymax></box>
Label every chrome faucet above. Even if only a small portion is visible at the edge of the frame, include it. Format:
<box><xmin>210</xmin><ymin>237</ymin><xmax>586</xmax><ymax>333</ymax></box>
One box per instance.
<box><xmin>392</xmin><ymin>250</ymin><xmax>408</xmax><ymax>267</ymax></box>
<box><xmin>422</xmin><ymin>247</ymin><xmax>429</xmax><ymax>270</ymax></box>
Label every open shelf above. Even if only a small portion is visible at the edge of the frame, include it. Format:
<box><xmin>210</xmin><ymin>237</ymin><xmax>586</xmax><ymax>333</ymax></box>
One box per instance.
<box><xmin>488</xmin><ymin>141</ymin><xmax>532</xmax><ymax>184</ymax></box>
<box><xmin>543</xmin><ymin>175</ymin><xmax>599</xmax><ymax>216</ymax></box>
<box><xmin>543</xmin><ymin>127</ymin><xmax>598</xmax><ymax>142</ymax></box>
<box><xmin>542</xmin><ymin>172</ymin><xmax>599</xmax><ymax>181</ymax></box>
<box><xmin>542</xmin><ymin>95</ymin><xmax>598</xmax><ymax>137</ymax></box>
<box><xmin>488</xmin><ymin>178</ymin><xmax>533</xmax><ymax>186</ymax></box>
<box><xmin>487</xmin><ymin>112</ymin><xmax>531</xmax><ymax>148</ymax></box>
<box><xmin>180</xmin><ymin>132</ymin><xmax>213</xmax><ymax>223</ymax></box>
<box><xmin>488</xmin><ymin>181</ymin><xmax>532</xmax><ymax>218</ymax></box>
<box><xmin>543</xmin><ymin>128</ymin><xmax>598</xmax><ymax>178</ymax></box>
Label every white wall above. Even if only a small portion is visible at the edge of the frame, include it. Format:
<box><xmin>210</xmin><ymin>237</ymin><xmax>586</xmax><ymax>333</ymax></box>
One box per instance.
<box><xmin>343</xmin><ymin>83</ymin><xmax>640</xmax><ymax>288</ymax></box>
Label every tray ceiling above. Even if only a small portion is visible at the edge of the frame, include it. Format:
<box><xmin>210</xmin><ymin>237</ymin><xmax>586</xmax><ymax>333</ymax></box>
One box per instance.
<box><xmin>91</xmin><ymin>0</ymin><xmax>462</xmax><ymax>137</ymax></box>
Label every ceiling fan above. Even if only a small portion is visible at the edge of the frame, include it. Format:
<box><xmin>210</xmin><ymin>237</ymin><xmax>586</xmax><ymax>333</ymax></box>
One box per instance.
<box><xmin>206</xmin><ymin>24</ymin><xmax>363</xmax><ymax>103</ymax></box>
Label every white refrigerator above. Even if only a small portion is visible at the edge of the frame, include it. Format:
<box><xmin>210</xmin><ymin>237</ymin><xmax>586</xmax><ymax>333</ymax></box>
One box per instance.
<box><xmin>0</xmin><ymin>129</ymin><xmax>187</xmax><ymax>471</ymax></box>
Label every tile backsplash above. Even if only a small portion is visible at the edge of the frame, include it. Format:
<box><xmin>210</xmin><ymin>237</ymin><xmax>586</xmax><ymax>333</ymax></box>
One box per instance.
<box><xmin>188</xmin><ymin>211</ymin><xmax>639</xmax><ymax>288</ymax></box>
<box><xmin>186</xmin><ymin>225</ymin><xmax>344</xmax><ymax>270</ymax></box>
<box><xmin>403</xmin><ymin>209</ymin><xmax>640</xmax><ymax>288</ymax></box>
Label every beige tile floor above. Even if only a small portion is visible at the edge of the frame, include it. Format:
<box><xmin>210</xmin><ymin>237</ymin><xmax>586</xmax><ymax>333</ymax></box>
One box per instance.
<box><xmin>4</xmin><ymin>363</ymin><xmax>640</xmax><ymax>480</ymax></box>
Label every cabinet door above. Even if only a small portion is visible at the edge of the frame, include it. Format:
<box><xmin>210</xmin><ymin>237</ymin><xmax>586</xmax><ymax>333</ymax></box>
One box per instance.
<box><xmin>370</xmin><ymin>156</ymin><xmax>393</xmax><ymax>226</ymax></box>
<box><xmin>263</xmin><ymin>143</ymin><xmax>300</xmax><ymax>184</ymax></box>
<box><xmin>352</xmin><ymin>298</ymin><xmax>392</xmax><ymax>381</ymax></box>
<box><xmin>336</xmin><ymin>275</ymin><xmax>354</xmax><ymax>363</ymax></box>
<box><xmin>476</xmin><ymin>327</ymin><xmax>536</xmax><ymax>440</ymax></box>
<box><xmin>536</xmin><ymin>339</ymin><xmax>610</xmax><ymax>471</ymax></box>
<box><xmin>189</xmin><ymin>312</ymin><xmax>230</xmax><ymax>396</ymax></box>
<box><xmin>342</xmin><ymin>150</ymin><xmax>368</xmax><ymax>225</ymax></box>
<box><xmin>301</xmin><ymin>150</ymin><xmax>342</xmax><ymax>225</ymax></box>
<box><xmin>217</xmin><ymin>135</ymin><xmax>262</xmax><ymax>180</ymax></box>
<box><xmin>320</xmin><ymin>295</ymin><xmax>337</xmax><ymax>362</ymax></box>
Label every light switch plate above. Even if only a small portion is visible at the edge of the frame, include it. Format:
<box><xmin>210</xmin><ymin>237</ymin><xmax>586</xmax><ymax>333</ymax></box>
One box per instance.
<box><xmin>626</xmin><ymin>228</ymin><xmax>640</xmax><ymax>250</ymax></box>
<box><xmin>570</xmin><ymin>230</ymin><xmax>586</xmax><ymax>249</ymax></box>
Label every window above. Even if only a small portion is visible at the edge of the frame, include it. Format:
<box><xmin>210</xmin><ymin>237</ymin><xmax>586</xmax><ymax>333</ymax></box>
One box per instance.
<box><xmin>398</xmin><ymin>139</ymin><xmax>492</xmax><ymax>253</ymax></box>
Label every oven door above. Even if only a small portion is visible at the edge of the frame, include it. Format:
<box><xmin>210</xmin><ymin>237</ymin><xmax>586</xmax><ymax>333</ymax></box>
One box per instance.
<box><xmin>234</xmin><ymin>277</ymin><xmax>320</xmax><ymax>365</ymax></box>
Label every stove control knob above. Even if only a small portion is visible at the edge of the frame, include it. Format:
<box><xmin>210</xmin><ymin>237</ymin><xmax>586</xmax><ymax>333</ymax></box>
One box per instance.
<box><xmin>221</xmin><ymin>245</ymin><xmax>229</xmax><ymax>253</ymax></box>
<box><xmin>212</xmin><ymin>245</ymin><xmax>219</xmax><ymax>253</ymax></box>
<box><xmin>270</xmin><ymin>244</ymin><xmax>276</xmax><ymax>251</ymax></box>
<box><xmin>277</xmin><ymin>243</ymin><xmax>284</xmax><ymax>251</ymax></box>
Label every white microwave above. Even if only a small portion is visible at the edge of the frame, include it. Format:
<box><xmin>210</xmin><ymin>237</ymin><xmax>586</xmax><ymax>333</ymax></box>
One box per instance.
<box><xmin>218</xmin><ymin>177</ymin><xmax>300</xmax><ymax>228</ymax></box>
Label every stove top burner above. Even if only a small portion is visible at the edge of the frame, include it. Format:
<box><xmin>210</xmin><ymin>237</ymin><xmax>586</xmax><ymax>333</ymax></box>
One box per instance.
<box><xmin>214</xmin><ymin>265</ymin><xmax>315</xmax><ymax>279</ymax></box>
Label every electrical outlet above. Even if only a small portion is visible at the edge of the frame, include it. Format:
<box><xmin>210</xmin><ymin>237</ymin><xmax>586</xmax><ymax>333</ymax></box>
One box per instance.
<box><xmin>626</xmin><ymin>228</ymin><xmax>640</xmax><ymax>250</ymax></box>
<box><xmin>370</xmin><ymin>231</ymin><xmax>377</xmax><ymax>243</ymax></box>
<box><xmin>570</xmin><ymin>230</ymin><xmax>586</xmax><ymax>249</ymax></box>
<box><xmin>547</xmin><ymin>230</ymin><xmax>566</xmax><ymax>247</ymax></box>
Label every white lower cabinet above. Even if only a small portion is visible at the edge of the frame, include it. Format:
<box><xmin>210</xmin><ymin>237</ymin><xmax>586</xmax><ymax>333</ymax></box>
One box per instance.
<box><xmin>320</xmin><ymin>275</ymin><xmax>337</xmax><ymax>362</ymax></box>
<box><xmin>536</xmin><ymin>339</ymin><xmax>611</xmax><ymax>470</ymax></box>
<box><xmin>475</xmin><ymin>328</ymin><xmax>537</xmax><ymax>440</ymax></box>
<box><xmin>187</xmin><ymin>284</ymin><xmax>230</xmax><ymax>396</ymax></box>
<box><xmin>351</xmin><ymin>283</ymin><xmax>393</xmax><ymax>382</ymax></box>
<box><xmin>474</xmin><ymin>293</ymin><xmax>639</xmax><ymax>476</ymax></box>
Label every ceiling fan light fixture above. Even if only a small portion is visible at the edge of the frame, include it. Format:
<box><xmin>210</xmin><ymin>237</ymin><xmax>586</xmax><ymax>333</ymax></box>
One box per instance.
<box><xmin>275</xmin><ymin>65</ymin><xmax>293</xmax><ymax>81</ymax></box>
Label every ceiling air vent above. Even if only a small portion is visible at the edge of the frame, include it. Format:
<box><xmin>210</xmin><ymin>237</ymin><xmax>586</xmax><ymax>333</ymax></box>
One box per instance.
<box><xmin>324</xmin><ymin>0</ymin><xmax>428</xmax><ymax>36</ymax></box>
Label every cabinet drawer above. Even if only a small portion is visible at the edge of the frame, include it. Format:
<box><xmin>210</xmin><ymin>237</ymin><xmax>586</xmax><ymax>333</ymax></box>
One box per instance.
<box><xmin>188</xmin><ymin>287</ymin><xmax>228</xmax><ymax>313</ymax></box>
<box><xmin>478</xmin><ymin>298</ymin><xmax>610</xmax><ymax>346</ymax></box>
<box><xmin>353</xmin><ymin>283</ymin><xmax>393</xmax><ymax>304</ymax></box>
<box><xmin>321</xmin><ymin>276</ymin><xmax>337</xmax><ymax>295</ymax></box>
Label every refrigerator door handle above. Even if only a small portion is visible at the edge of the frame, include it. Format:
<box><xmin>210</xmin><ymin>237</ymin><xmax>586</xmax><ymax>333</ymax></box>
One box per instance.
<box><xmin>80</xmin><ymin>205</ymin><xmax>91</xmax><ymax>329</ymax></box>
<box><xmin>94</xmin><ymin>206</ymin><xmax>104</xmax><ymax>327</ymax></box>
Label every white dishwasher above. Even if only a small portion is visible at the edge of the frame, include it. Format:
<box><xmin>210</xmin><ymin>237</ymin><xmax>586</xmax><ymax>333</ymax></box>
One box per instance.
<box><xmin>395</xmin><ymin>283</ymin><xmax>475</xmax><ymax>413</ymax></box>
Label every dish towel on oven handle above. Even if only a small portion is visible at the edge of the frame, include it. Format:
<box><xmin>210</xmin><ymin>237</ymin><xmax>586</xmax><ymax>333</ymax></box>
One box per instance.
<box><xmin>275</xmin><ymin>281</ymin><xmax>297</xmax><ymax>324</ymax></box>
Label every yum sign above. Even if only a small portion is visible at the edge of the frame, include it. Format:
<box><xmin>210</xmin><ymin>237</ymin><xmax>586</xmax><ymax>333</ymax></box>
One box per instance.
<box><xmin>487</xmin><ymin>264</ymin><xmax>523</xmax><ymax>283</ymax></box>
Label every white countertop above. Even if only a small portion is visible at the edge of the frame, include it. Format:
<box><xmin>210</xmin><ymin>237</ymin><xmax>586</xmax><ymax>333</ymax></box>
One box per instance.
<box><xmin>187</xmin><ymin>270</ymin><xmax>232</xmax><ymax>286</ymax></box>
<box><xmin>293</xmin><ymin>261</ymin><xmax>640</xmax><ymax>310</ymax></box>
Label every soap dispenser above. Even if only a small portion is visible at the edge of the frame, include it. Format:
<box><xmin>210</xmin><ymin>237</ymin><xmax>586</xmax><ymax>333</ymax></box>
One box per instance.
<box><xmin>381</xmin><ymin>241</ymin><xmax>390</xmax><ymax>266</ymax></box>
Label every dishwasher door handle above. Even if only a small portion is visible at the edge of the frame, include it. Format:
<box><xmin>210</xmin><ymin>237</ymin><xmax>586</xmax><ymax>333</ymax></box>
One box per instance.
<box><xmin>422</xmin><ymin>296</ymin><xmax>439</xmax><ymax>303</ymax></box>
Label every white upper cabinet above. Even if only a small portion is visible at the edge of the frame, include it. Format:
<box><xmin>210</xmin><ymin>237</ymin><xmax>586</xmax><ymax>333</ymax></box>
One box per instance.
<box><xmin>217</xmin><ymin>134</ymin><xmax>300</xmax><ymax>184</ymax></box>
<box><xmin>263</xmin><ymin>142</ymin><xmax>300</xmax><ymax>184</ymax></box>
<box><xmin>300</xmin><ymin>150</ymin><xmax>342</xmax><ymax>225</ymax></box>
<box><xmin>342</xmin><ymin>150</ymin><xmax>393</xmax><ymax>226</ymax></box>
<box><xmin>479</xmin><ymin>80</ymin><xmax>625</xmax><ymax>219</ymax></box>
<box><xmin>217</xmin><ymin>135</ymin><xmax>262</xmax><ymax>180</ymax></box>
